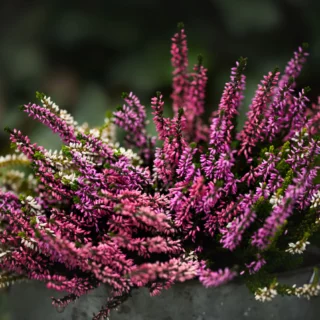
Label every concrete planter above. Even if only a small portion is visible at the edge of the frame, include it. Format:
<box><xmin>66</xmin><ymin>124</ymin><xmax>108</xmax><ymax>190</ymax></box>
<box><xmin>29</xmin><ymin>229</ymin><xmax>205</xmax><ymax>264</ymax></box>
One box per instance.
<box><xmin>5</xmin><ymin>266</ymin><xmax>320</xmax><ymax>320</ymax></box>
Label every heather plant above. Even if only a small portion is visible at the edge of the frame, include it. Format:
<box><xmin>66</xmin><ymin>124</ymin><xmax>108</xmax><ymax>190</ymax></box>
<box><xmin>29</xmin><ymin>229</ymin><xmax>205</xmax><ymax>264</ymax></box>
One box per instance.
<box><xmin>0</xmin><ymin>24</ymin><xmax>319</xmax><ymax>319</ymax></box>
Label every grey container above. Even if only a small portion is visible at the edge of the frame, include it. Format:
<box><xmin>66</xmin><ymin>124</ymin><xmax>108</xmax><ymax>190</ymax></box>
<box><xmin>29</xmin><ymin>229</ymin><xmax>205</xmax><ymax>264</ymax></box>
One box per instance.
<box><xmin>4</xmin><ymin>266</ymin><xmax>320</xmax><ymax>320</ymax></box>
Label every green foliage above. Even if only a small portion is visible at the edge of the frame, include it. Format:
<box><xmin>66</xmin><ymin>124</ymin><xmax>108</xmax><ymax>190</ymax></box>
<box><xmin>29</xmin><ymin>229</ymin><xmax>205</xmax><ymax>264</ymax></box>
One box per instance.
<box><xmin>177</xmin><ymin>22</ymin><xmax>184</xmax><ymax>29</ymax></box>
<box><xmin>264</xmin><ymin>248</ymin><xmax>303</xmax><ymax>272</ymax></box>
<box><xmin>237</xmin><ymin>57</ymin><xmax>248</xmax><ymax>76</ymax></box>
<box><xmin>34</xmin><ymin>229</ymin><xmax>41</xmax><ymax>238</ymax></box>
<box><xmin>113</xmin><ymin>149</ymin><xmax>122</xmax><ymax>157</ymax></box>
<box><xmin>197</xmin><ymin>54</ymin><xmax>203</xmax><ymax>65</ymax></box>
<box><xmin>276</xmin><ymin>159</ymin><xmax>290</xmax><ymax>177</ymax></box>
<box><xmin>304</xmin><ymin>86</ymin><xmax>311</xmax><ymax>93</ymax></box>
<box><xmin>281</xmin><ymin>169</ymin><xmax>293</xmax><ymax>193</ymax></box>
<box><xmin>29</xmin><ymin>216</ymin><xmax>37</xmax><ymax>226</ymax></box>
<box><xmin>70</xmin><ymin>181</ymin><xmax>79</xmax><ymax>191</ymax></box>
<box><xmin>314</xmin><ymin>155</ymin><xmax>320</xmax><ymax>184</ymax></box>
<box><xmin>121</xmin><ymin>92</ymin><xmax>129</xmax><ymax>99</ymax></box>
<box><xmin>33</xmin><ymin>151</ymin><xmax>45</xmax><ymax>160</ymax></box>
<box><xmin>9</xmin><ymin>142</ymin><xmax>17</xmax><ymax>150</ymax></box>
<box><xmin>17</xmin><ymin>231</ymin><xmax>26</xmax><ymax>238</ymax></box>
<box><xmin>189</xmin><ymin>142</ymin><xmax>197</xmax><ymax>149</ymax></box>
<box><xmin>4</xmin><ymin>127</ymin><xmax>13</xmax><ymax>134</ymax></box>
<box><xmin>72</xmin><ymin>196</ymin><xmax>80</xmax><ymax>204</ymax></box>
<box><xmin>294</xmin><ymin>209</ymin><xmax>320</xmax><ymax>240</ymax></box>
<box><xmin>245</xmin><ymin>269</ymin><xmax>275</xmax><ymax>293</ymax></box>
<box><xmin>61</xmin><ymin>145</ymin><xmax>72</xmax><ymax>159</ymax></box>
<box><xmin>105</xmin><ymin>110</ymin><xmax>113</xmax><ymax>119</ymax></box>
<box><xmin>35</xmin><ymin>91</ymin><xmax>45</xmax><ymax>101</ymax></box>
<box><xmin>253</xmin><ymin>196</ymin><xmax>272</xmax><ymax>219</ymax></box>
<box><xmin>194</xmin><ymin>162</ymin><xmax>201</xmax><ymax>169</ymax></box>
<box><xmin>103</xmin><ymin>162</ymin><xmax>111</xmax><ymax>169</ymax></box>
<box><xmin>215</xmin><ymin>180</ymin><xmax>224</xmax><ymax>188</ymax></box>
<box><xmin>267</xmin><ymin>220</ymin><xmax>288</xmax><ymax>250</ymax></box>
<box><xmin>75</xmin><ymin>241</ymin><xmax>82</xmax><ymax>248</ymax></box>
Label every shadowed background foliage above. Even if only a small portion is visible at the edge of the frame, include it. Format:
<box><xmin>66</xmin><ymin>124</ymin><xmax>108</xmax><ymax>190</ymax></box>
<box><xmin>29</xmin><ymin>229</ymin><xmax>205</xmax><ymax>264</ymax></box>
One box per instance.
<box><xmin>0</xmin><ymin>0</ymin><xmax>319</xmax><ymax>318</ymax></box>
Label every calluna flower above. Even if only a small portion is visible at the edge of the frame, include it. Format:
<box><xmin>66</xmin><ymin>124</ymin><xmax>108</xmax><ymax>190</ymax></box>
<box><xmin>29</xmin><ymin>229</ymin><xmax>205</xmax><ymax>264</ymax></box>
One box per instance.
<box><xmin>311</xmin><ymin>190</ymin><xmax>320</xmax><ymax>209</ymax></box>
<box><xmin>0</xmin><ymin>25</ymin><xmax>319</xmax><ymax>319</ymax></box>
<box><xmin>286</xmin><ymin>283</ymin><xmax>320</xmax><ymax>300</ymax></box>
<box><xmin>286</xmin><ymin>239</ymin><xmax>310</xmax><ymax>254</ymax></box>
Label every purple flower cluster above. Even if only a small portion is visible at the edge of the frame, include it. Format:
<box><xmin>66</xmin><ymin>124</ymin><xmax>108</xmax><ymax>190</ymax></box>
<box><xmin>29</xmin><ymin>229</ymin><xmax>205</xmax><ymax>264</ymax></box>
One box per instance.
<box><xmin>0</xmin><ymin>24</ymin><xmax>319</xmax><ymax>318</ymax></box>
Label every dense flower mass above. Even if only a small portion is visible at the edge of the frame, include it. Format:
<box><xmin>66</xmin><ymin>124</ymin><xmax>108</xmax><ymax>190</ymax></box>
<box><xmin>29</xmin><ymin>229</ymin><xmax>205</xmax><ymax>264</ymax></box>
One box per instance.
<box><xmin>0</xmin><ymin>24</ymin><xmax>319</xmax><ymax>319</ymax></box>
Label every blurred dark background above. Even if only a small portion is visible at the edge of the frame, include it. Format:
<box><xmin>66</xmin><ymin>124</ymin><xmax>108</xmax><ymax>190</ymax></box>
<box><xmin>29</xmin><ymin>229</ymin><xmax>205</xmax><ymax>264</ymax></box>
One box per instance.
<box><xmin>0</xmin><ymin>0</ymin><xmax>319</xmax><ymax>317</ymax></box>
<box><xmin>0</xmin><ymin>0</ymin><xmax>320</xmax><ymax>150</ymax></box>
